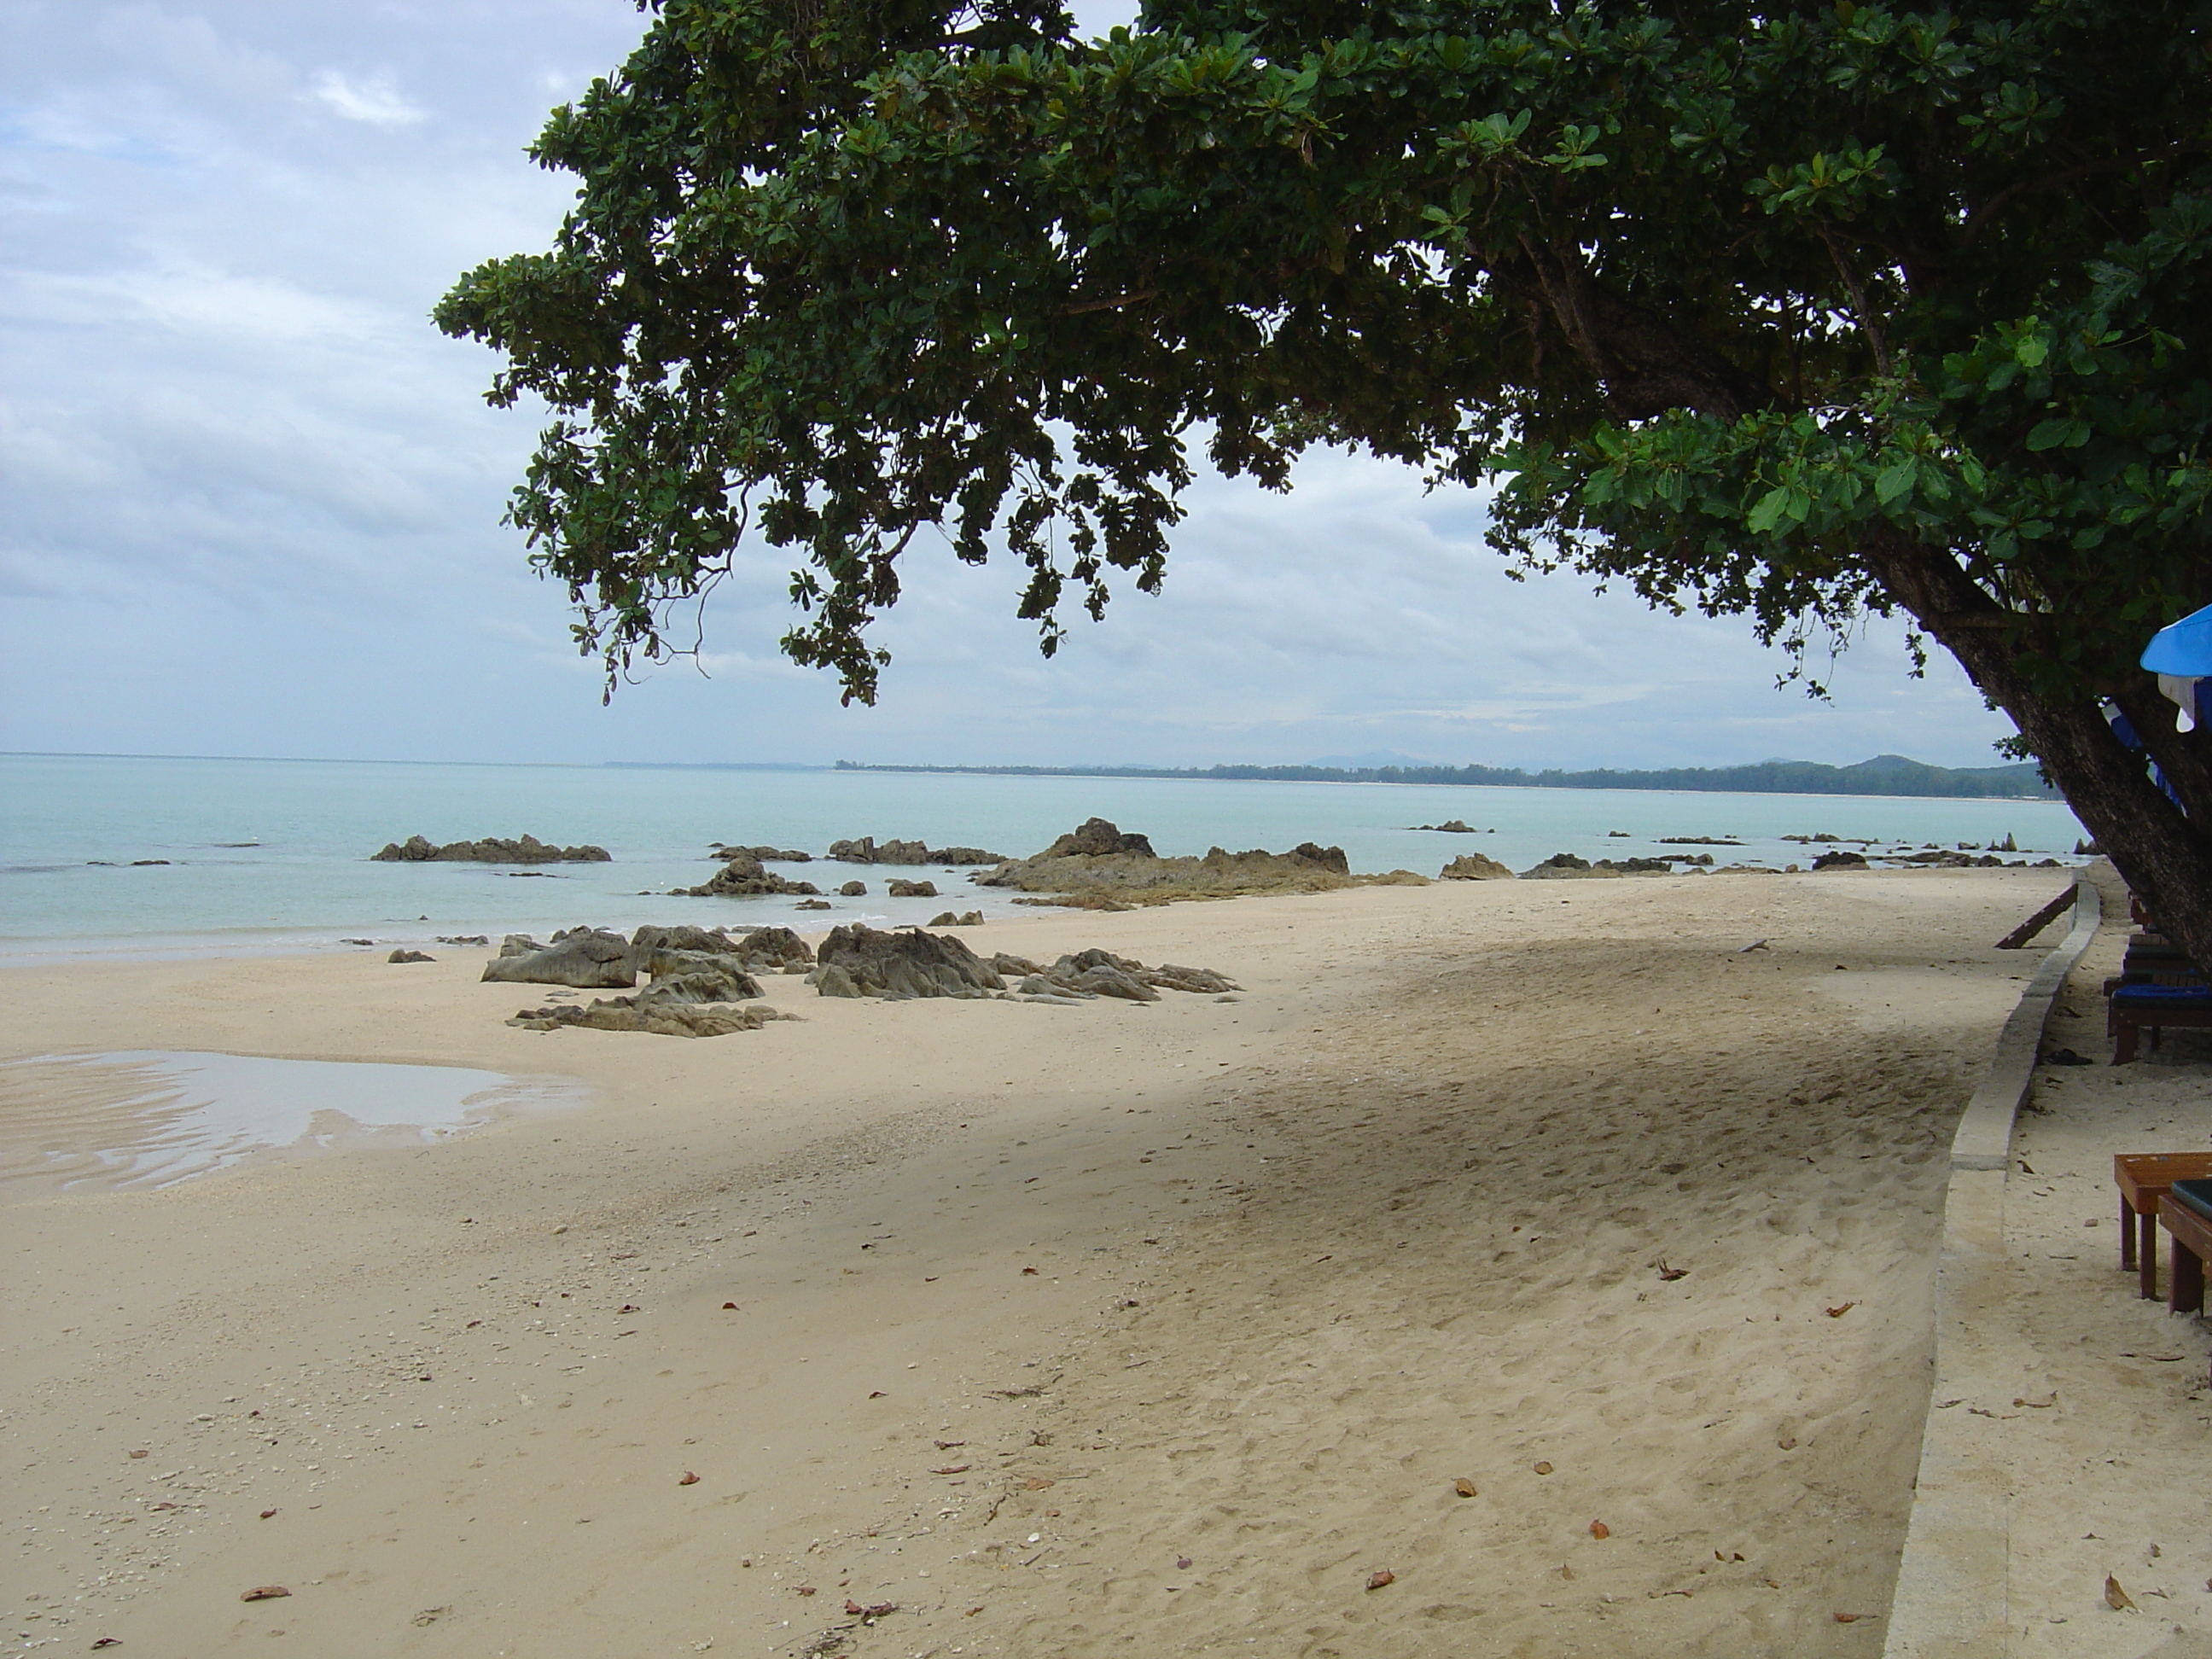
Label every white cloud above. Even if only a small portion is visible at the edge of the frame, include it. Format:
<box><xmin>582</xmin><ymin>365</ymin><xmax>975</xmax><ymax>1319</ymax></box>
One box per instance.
<box><xmin>309</xmin><ymin>70</ymin><xmax>425</xmax><ymax>128</ymax></box>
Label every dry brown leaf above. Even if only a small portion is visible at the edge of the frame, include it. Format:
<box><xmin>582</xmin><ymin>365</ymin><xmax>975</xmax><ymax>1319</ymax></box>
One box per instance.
<box><xmin>1560</xmin><ymin>1566</ymin><xmax>1575</xmax><ymax>1581</ymax></box>
<box><xmin>1021</xmin><ymin>1267</ymin><xmax>1039</xmax><ymax>1276</ymax></box>
<box><xmin>92</xmin><ymin>1641</ymin><xmax>121</xmax><ymax>1650</ymax></box>
<box><xmin>1826</xmin><ymin>1302</ymin><xmax>1857</xmax><ymax>1318</ymax></box>
<box><xmin>127</xmin><ymin>1450</ymin><xmax>148</xmax><ymax>1459</ymax></box>
<box><xmin>240</xmin><ymin>1586</ymin><xmax>290</xmax><ymax>1603</ymax></box>
<box><xmin>1365</xmin><ymin>1569</ymin><xmax>1395</xmax><ymax>1592</ymax></box>
<box><xmin>1176</xmin><ymin>1556</ymin><xmax>1192</xmax><ymax>1570</ymax></box>
<box><xmin>1656</xmin><ymin>1261</ymin><xmax>1689</xmax><ymax>1282</ymax></box>
<box><xmin>795</xmin><ymin>1586</ymin><xmax>816</xmax><ymax>1597</ymax></box>
<box><xmin>722</xmin><ymin>1301</ymin><xmax>737</xmax><ymax>1309</ymax></box>
<box><xmin>1453</xmin><ymin>1478</ymin><xmax>1477</xmax><ymax>1499</ymax></box>
<box><xmin>259</xmin><ymin>1509</ymin><xmax>277</xmax><ymax>1520</ymax></box>
<box><xmin>678</xmin><ymin>1471</ymin><xmax>700</xmax><ymax>1486</ymax></box>
<box><xmin>1022</xmin><ymin>1478</ymin><xmax>1056</xmax><ymax>1491</ymax></box>
<box><xmin>932</xmin><ymin>1464</ymin><xmax>971</xmax><ymax>1476</ymax></box>
<box><xmin>1533</xmin><ymin>1461</ymin><xmax>1554</xmax><ymax>1476</ymax></box>
<box><xmin>1590</xmin><ymin>1521</ymin><xmax>1610</xmax><ymax>1540</ymax></box>
<box><xmin>1832</xmin><ymin>1612</ymin><xmax>1860</xmax><ymax>1623</ymax></box>
<box><xmin>934</xmin><ymin>1440</ymin><xmax>966</xmax><ymax>1450</ymax></box>
<box><xmin>2105</xmin><ymin>1575</ymin><xmax>2138</xmax><ymax>1612</ymax></box>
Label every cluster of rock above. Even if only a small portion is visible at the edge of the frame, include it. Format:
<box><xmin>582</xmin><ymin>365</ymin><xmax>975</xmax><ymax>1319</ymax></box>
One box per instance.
<box><xmin>1439</xmin><ymin>852</ymin><xmax>1515</xmax><ymax>881</ymax></box>
<box><xmin>1412</xmin><ymin>819</ymin><xmax>1484</xmax><ymax>834</ymax></box>
<box><xmin>888</xmin><ymin>878</ymin><xmax>938</xmax><ymax>898</ymax></box>
<box><xmin>972</xmin><ymin>818</ymin><xmax>1416</xmax><ymax>905</ymax></box>
<box><xmin>928</xmin><ymin>910</ymin><xmax>985</xmax><ymax>927</ymax></box>
<box><xmin>800</xmin><ymin>923</ymin><xmax>1238</xmax><ymax>1004</ymax></box>
<box><xmin>371</xmin><ymin>834</ymin><xmax>609</xmax><ymax>864</ymax></box>
<box><xmin>828</xmin><ymin>836</ymin><xmax>1008</xmax><ymax>865</ymax></box>
<box><xmin>712</xmin><ymin>842</ymin><xmax>812</xmax><ymax>863</ymax></box>
<box><xmin>674</xmin><ymin>851</ymin><xmax>821</xmax><ymax>898</ymax></box>
<box><xmin>494</xmin><ymin>923</ymin><xmax>816</xmax><ymax>1039</ymax></box>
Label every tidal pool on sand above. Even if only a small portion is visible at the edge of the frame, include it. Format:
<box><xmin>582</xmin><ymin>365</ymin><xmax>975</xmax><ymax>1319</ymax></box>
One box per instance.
<box><xmin>0</xmin><ymin>1051</ymin><xmax>583</xmax><ymax>1194</ymax></box>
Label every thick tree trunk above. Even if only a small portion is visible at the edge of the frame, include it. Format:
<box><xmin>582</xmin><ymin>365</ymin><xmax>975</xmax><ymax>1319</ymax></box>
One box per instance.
<box><xmin>1864</xmin><ymin>529</ymin><xmax>2212</xmax><ymax>973</ymax></box>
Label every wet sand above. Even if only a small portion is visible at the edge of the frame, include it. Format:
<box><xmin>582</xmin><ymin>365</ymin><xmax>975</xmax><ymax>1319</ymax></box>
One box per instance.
<box><xmin>5</xmin><ymin>865</ymin><xmax>2184</xmax><ymax>1657</ymax></box>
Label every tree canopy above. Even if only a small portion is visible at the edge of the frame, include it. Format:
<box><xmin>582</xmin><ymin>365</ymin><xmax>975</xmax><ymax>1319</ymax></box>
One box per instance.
<box><xmin>438</xmin><ymin>0</ymin><xmax>2212</xmax><ymax>953</ymax></box>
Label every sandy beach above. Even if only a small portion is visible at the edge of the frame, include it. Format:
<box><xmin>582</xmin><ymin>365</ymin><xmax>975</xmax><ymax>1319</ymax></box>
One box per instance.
<box><xmin>5</xmin><ymin>865</ymin><xmax>2205</xmax><ymax>1657</ymax></box>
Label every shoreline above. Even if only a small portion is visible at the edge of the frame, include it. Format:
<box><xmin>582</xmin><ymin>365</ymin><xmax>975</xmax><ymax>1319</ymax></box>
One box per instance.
<box><xmin>3</xmin><ymin>867</ymin><xmax>2173</xmax><ymax>1656</ymax></box>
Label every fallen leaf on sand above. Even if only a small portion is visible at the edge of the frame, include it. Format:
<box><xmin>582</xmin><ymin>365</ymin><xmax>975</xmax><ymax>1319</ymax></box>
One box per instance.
<box><xmin>127</xmin><ymin>1450</ymin><xmax>148</xmax><ymax>1459</ymax></box>
<box><xmin>241</xmin><ymin>1586</ymin><xmax>290</xmax><ymax>1603</ymax></box>
<box><xmin>846</xmin><ymin>1600</ymin><xmax>865</xmax><ymax>1615</ymax></box>
<box><xmin>933</xmin><ymin>1464</ymin><xmax>971</xmax><ymax>1476</ymax></box>
<box><xmin>722</xmin><ymin>1301</ymin><xmax>737</xmax><ymax>1310</ymax></box>
<box><xmin>795</xmin><ymin>1586</ymin><xmax>816</xmax><ymax>1597</ymax></box>
<box><xmin>148</xmin><ymin>1502</ymin><xmax>178</xmax><ymax>1512</ymax></box>
<box><xmin>259</xmin><ymin>1510</ymin><xmax>277</xmax><ymax>1520</ymax></box>
<box><xmin>92</xmin><ymin>1641</ymin><xmax>121</xmax><ymax>1650</ymax></box>
<box><xmin>869</xmin><ymin>1391</ymin><xmax>887</xmax><ymax>1399</ymax></box>
<box><xmin>619</xmin><ymin>1304</ymin><xmax>638</xmax><ymax>1314</ymax></box>
<box><xmin>1453</xmin><ymin>1479</ymin><xmax>1478</xmax><ymax>1499</ymax></box>
<box><xmin>1826</xmin><ymin>1302</ymin><xmax>1857</xmax><ymax>1318</ymax></box>
<box><xmin>1590</xmin><ymin>1521</ymin><xmax>1610</xmax><ymax>1539</ymax></box>
<box><xmin>966</xmin><ymin>1607</ymin><xmax>983</xmax><ymax>1617</ymax></box>
<box><xmin>845</xmin><ymin>1601</ymin><xmax>898</xmax><ymax>1620</ymax></box>
<box><xmin>1366</xmin><ymin>1570</ymin><xmax>1395</xmax><ymax>1591</ymax></box>
<box><xmin>1560</xmin><ymin>1566</ymin><xmax>1575</xmax><ymax>1580</ymax></box>
<box><xmin>1177</xmin><ymin>1556</ymin><xmax>1193</xmax><ymax>1570</ymax></box>
<box><xmin>1533</xmin><ymin>1462</ymin><xmax>1554</xmax><ymax>1476</ymax></box>
<box><xmin>678</xmin><ymin>1471</ymin><xmax>700</xmax><ymax>1486</ymax></box>
<box><xmin>1656</xmin><ymin>1262</ymin><xmax>1689</xmax><ymax>1282</ymax></box>
<box><xmin>1778</xmin><ymin>1436</ymin><xmax>1799</xmax><ymax>1450</ymax></box>
<box><xmin>1023</xmin><ymin>1477</ymin><xmax>1055</xmax><ymax>1490</ymax></box>
<box><xmin>2105</xmin><ymin>1575</ymin><xmax>2138</xmax><ymax>1612</ymax></box>
<box><xmin>1021</xmin><ymin>1267</ymin><xmax>1039</xmax><ymax>1276</ymax></box>
<box><xmin>934</xmin><ymin>1440</ymin><xmax>966</xmax><ymax>1450</ymax></box>
<box><xmin>1832</xmin><ymin>1612</ymin><xmax>1860</xmax><ymax>1623</ymax></box>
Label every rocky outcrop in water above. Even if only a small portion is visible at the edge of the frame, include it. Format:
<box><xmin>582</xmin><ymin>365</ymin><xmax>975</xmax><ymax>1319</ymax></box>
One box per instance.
<box><xmin>887</xmin><ymin>878</ymin><xmax>939</xmax><ymax>899</ymax></box>
<box><xmin>373</xmin><ymin>834</ymin><xmax>609</xmax><ymax>864</ymax></box>
<box><xmin>839</xmin><ymin>880</ymin><xmax>867</xmax><ymax>896</ymax></box>
<box><xmin>481</xmin><ymin>928</ymin><xmax>637</xmax><ymax>987</ymax></box>
<box><xmin>806</xmin><ymin>924</ymin><xmax>1004</xmax><ymax>999</ymax></box>
<box><xmin>1413</xmin><ymin>819</ymin><xmax>1479</xmax><ymax>833</ymax></box>
<box><xmin>712</xmin><ymin>843</ymin><xmax>812</xmax><ymax>863</ymax></box>
<box><xmin>828</xmin><ymin>836</ymin><xmax>1009</xmax><ymax>865</ymax></box>
<box><xmin>972</xmin><ymin>818</ymin><xmax>1411</xmax><ymax>905</ymax></box>
<box><xmin>387</xmin><ymin>948</ymin><xmax>434</xmax><ymax>963</ymax></box>
<box><xmin>673</xmin><ymin>851</ymin><xmax>821</xmax><ymax>898</ymax></box>
<box><xmin>1440</xmin><ymin>853</ymin><xmax>1516</xmax><ymax>880</ymax></box>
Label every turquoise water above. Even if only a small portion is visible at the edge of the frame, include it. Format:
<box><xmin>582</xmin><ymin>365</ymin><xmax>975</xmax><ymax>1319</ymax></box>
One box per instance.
<box><xmin>0</xmin><ymin>752</ymin><xmax>2086</xmax><ymax>961</ymax></box>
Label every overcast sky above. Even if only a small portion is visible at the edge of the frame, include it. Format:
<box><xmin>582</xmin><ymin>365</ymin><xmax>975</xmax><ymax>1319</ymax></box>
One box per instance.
<box><xmin>1</xmin><ymin>1</ymin><xmax>2021</xmax><ymax>771</ymax></box>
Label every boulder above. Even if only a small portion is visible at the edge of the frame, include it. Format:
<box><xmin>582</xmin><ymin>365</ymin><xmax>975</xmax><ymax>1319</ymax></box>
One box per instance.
<box><xmin>436</xmin><ymin>934</ymin><xmax>489</xmax><ymax>946</ymax></box>
<box><xmin>1813</xmin><ymin>850</ymin><xmax>1871</xmax><ymax>870</ymax></box>
<box><xmin>839</xmin><ymin>880</ymin><xmax>868</xmax><ymax>897</ymax></box>
<box><xmin>1519</xmin><ymin>853</ymin><xmax>1623</xmax><ymax>879</ymax></box>
<box><xmin>1414</xmin><ymin>819</ymin><xmax>1476</xmax><ymax>833</ymax></box>
<box><xmin>1594</xmin><ymin>856</ymin><xmax>1674</xmax><ymax>874</ymax></box>
<box><xmin>795</xmin><ymin>898</ymin><xmax>832</xmax><ymax>910</ymax></box>
<box><xmin>508</xmin><ymin>994</ymin><xmax>783</xmax><ymax>1038</ymax></box>
<box><xmin>480</xmin><ymin>928</ymin><xmax>637</xmax><ymax>988</ymax></box>
<box><xmin>1440</xmin><ymin>852</ymin><xmax>1516</xmax><ymax>881</ymax></box>
<box><xmin>887</xmin><ymin>878</ymin><xmax>939</xmax><ymax>899</ymax></box>
<box><xmin>807</xmin><ymin>923</ymin><xmax>1004</xmax><ymax>999</ymax></box>
<box><xmin>630</xmin><ymin>923</ymin><xmax>814</xmax><ymax>973</ymax></box>
<box><xmin>928</xmin><ymin>910</ymin><xmax>985</xmax><ymax>927</ymax></box>
<box><xmin>828</xmin><ymin>836</ymin><xmax>1009</xmax><ymax>865</ymax></box>
<box><xmin>1042</xmin><ymin>818</ymin><xmax>1156</xmax><ymax>859</ymax></box>
<box><xmin>373</xmin><ymin>833</ymin><xmax>609</xmax><ymax>864</ymax></box>
<box><xmin>387</xmin><ymin>949</ymin><xmax>435</xmax><ymax>963</ymax></box>
<box><xmin>1019</xmin><ymin>947</ymin><xmax>1240</xmax><ymax>1000</ymax></box>
<box><xmin>991</xmin><ymin>952</ymin><xmax>1045</xmax><ymax>977</ymax></box>
<box><xmin>674</xmin><ymin>852</ymin><xmax>821</xmax><ymax>898</ymax></box>
<box><xmin>713</xmin><ymin>843</ymin><xmax>812</xmax><ymax>863</ymax></box>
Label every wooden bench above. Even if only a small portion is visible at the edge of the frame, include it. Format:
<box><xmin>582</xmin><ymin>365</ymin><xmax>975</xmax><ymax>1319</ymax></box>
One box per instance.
<box><xmin>2157</xmin><ymin>1189</ymin><xmax>2212</xmax><ymax>1318</ymax></box>
<box><xmin>2108</xmin><ymin>985</ymin><xmax>2212</xmax><ymax>1063</ymax></box>
<box><xmin>2116</xmin><ymin>1154</ymin><xmax>2212</xmax><ymax>1297</ymax></box>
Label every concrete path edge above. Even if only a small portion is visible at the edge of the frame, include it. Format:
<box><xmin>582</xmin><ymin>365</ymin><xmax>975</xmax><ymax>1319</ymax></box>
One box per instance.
<box><xmin>1882</xmin><ymin>879</ymin><xmax>2104</xmax><ymax>1658</ymax></box>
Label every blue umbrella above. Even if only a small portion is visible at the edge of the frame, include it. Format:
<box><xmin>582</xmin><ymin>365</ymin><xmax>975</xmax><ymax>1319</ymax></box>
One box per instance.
<box><xmin>2141</xmin><ymin>602</ymin><xmax>2212</xmax><ymax>676</ymax></box>
<box><xmin>2142</xmin><ymin>603</ymin><xmax>2212</xmax><ymax>733</ymax></box>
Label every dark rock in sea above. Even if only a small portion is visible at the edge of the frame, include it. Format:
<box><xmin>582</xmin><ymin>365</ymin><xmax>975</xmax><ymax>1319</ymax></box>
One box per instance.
<box><xmin>1608</xmin><ymin>830</ymin><xmax>1630</xmax><ymax>837</ymax></box>
<box><xmin>795</xmin><ymin>898</ymin><xmax>832</xmax><ymax>910</ymax></box>
<box><xmin>387</xmin><ymin>949</ymin><xmax>435</xmax><ymax>963</ymax></box>
<box><xmin>1440</xmin><ymin>853</ymin><xmax>1515</xmax><ymax>881</ymax></box>
<box><xmin>341</xmin><ymin>937</ymin><xmax>376</xmax><ymax>946</ymax></box>
<box><xmin>1812</xmin><ymin>850</ymin><xmax>1870</xmax><ymax>870</ymax></box>
<box><xmin>928</xmin><ymin>910</ymin><xmax>985</xmax><ymax>927</ymax></box>
<box><xmin>480</xmin><ymin>927</ymin><xmax>637</xmax><ymax>988</ymax></box>
<box><xmin>828</xmin><ymin>836</ymin><xmax>1009</xmax><ymax>865</ymax></box>
<box><xmin>712</xmin><ymin>843</ymin><xmax>812</xmax><ymax>863</ymax></box>
<box><xmin>372</xmin><ymin>833</ymin><xmax>610</xmax><ymax>864</ymax></box>
<box><xmin>131</xmin><ymin>859</ymin><xmax>172</xmax><ymax>866</ymax></box>
<box><xmin>437</xmin><ymin>934</ymin><xmax>490</xmax><ymax>946</ymax></box>
<box><xmin>1042</xmin><ymin>818</ymin><xmax>1157</xmax><ymax>859</ymax></box>
<box><xmin>675</xmin><ymin>851</ymin><xmax>821</xmax><ymax>898</ymax></box>
<box><xmin>839</xmin><ymin>880</ymin><xmax>868</xmax><ymax>897</ymax></box>
<box><xmin>887</xmin><ymin>878</ymin><xmax>939</xmax><ymax>899</ymax></box>
<box><xmin>1656</xmin><ymin>835</ymin><xmax>1745</xmax><ymax>847</ymax></box>
<box><xmin>1594</xmin><ymin>856</ymin><xmax>1674</xmax><ymax>874</ymax></box>
<box><xmin>808</xmin><ymin>923</ymin><xmax>1004</xmax><ymax>999</ymax></box>
<box><xmin>1412</xmin><ymin>819</ymin><xmax>1476</xmax><ymax>834</ymax></box>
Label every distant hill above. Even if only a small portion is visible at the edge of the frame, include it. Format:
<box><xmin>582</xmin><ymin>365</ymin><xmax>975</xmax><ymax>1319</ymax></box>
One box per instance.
<box><xmin>835</xmin><ymin>753</ymin><xmax>2059</xmax><ymax>800</ymax></box>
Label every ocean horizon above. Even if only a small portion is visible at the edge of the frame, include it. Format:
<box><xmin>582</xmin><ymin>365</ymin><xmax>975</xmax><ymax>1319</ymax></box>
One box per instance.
<box><xmin>0</xmin><ymin>750</ymin><xmax>2087</xmax><ymax>963</ymax></box>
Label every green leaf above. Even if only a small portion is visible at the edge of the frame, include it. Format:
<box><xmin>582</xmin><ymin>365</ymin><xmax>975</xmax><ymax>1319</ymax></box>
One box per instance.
<box><xmin>1874</xmin><ymin>459</ymin><xmax>1915</xmax><ymax>504</ymax></box>
<box><xmin>1746</xmin><ymin>486</ymin><xmax>1791</xmax><ymax>536</ymax></box>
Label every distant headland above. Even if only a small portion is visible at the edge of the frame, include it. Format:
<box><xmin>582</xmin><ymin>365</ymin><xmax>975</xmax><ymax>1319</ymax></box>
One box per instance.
<box><xmin>829</xmin><ymin>754</ymin><xmax>2058</xmax><ymax>801</ymax></box>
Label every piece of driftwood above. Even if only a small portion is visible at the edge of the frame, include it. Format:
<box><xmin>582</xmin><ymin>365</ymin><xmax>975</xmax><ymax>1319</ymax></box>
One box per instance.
<box><xmin>1995</xmin><ymin>885</ymin><xmax>2079</xmax><ymax>950</ymax></box>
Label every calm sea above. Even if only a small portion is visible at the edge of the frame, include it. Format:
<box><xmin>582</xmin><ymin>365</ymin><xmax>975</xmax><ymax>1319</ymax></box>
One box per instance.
<box><xmin>0</xmin><ymin>752</ymin><xmax>2087</xmax><ymax>963</ymax></box>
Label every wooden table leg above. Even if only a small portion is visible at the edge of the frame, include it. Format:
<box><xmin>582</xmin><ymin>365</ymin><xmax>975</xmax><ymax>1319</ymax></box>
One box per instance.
<box><xmin>2173</xmin><ymin>1232</ymin><xmax>2205</xmax><ymax>1317</ymax></box>
<box><xmin>2141</xmin><ymin>1209</ymin><xmax>2161</xmax><ymax>1299</ymax></box>
<box><xmin>2122</xmin><ymin>1196</ymin><xmax>2138</xmax><ymax>1271</ymax></box>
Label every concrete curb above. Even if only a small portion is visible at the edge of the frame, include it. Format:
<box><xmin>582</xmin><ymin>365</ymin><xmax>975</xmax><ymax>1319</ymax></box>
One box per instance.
<box><xmin>1881</xmin><ymin>880</ymin><xmax>2104</xmax><ymax>1657</ymax></box>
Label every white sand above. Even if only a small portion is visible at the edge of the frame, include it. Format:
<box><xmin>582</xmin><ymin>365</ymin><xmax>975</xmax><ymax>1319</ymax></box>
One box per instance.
<box><xmin>5</xmin><ymin>865</ymin><xmax>2187</xmax><ymax>1657</ymax></box>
